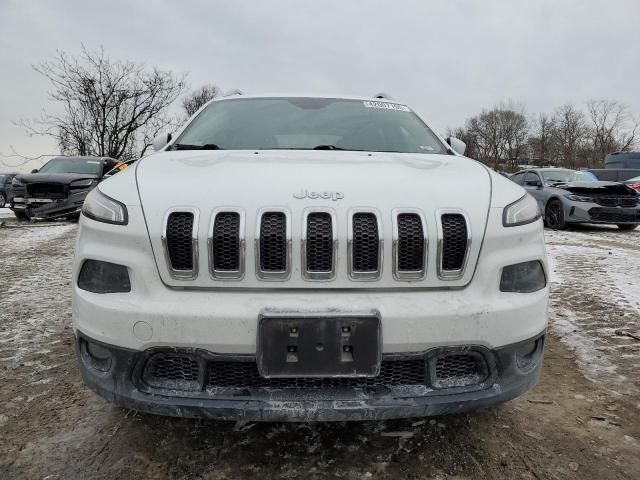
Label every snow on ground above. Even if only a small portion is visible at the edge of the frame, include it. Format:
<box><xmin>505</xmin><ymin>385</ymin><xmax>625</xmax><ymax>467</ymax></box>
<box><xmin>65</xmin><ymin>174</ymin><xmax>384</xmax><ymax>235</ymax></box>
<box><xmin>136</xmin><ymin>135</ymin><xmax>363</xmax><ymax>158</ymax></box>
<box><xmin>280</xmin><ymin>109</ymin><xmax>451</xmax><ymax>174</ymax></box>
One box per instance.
<box><xmin>0</xmin><ymin>207</ymin><xmax>14</xmax><ymax>219</ymax></box>
<box><xmin>546</xmin><ymin>226</ymin><xmax>640</xmax><ymax>396</ymax></box>
<box><xmin>0</xmin><ymin>223</ymin><xmax>76</xmax><ymax>376</ymax></box>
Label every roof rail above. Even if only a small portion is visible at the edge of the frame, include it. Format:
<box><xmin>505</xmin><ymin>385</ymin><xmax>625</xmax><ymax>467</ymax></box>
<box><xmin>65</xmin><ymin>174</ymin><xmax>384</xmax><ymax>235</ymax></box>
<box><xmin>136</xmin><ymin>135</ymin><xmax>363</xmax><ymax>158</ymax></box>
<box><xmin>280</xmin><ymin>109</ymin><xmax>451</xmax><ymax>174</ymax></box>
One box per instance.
<box><xmin>372</xmin><ymin>92</ymin><xmax>394</xmax><ymax>100</ymax></box>
<box><xmin>224</xmin><ymin>89</ymin><xmax>244</xmax><ymax>96</ymax></box>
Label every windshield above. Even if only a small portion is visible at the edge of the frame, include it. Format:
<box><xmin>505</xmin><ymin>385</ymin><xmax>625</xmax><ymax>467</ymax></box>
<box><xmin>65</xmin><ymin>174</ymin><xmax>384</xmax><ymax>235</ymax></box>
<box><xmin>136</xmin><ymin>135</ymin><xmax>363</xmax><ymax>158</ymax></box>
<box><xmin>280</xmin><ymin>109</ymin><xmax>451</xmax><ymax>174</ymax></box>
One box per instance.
<box><xmin>174</xmin><ymin>98</ymin><xmax>447</xmax><ymax>154</ymax></box>
<box><xmin>39</xmin><ymin>158</ymin><xmax>102</xmax><ymax>175</ymax></box>
<box><xmin>540</xmin><ymin>170</ymin><xmax>596</xmax><ymax>184</ymax></box>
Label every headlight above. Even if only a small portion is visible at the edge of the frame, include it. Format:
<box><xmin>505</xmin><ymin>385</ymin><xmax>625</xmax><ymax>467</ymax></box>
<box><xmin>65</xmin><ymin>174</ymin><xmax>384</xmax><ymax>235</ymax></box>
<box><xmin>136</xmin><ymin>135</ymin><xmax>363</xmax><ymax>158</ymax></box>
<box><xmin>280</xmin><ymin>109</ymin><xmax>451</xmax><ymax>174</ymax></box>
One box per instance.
<box><xmin>11</xmin><ymin>177</ymin><xmax>23</xmax><ymax>187</ymax></box>
<box><xmin>70</xmin><ymin>178</ymin><xmax>98</xmax><ymax>189</ymax></box>
<box><xmin>565</xmin><ymin>194</ymin><xmax>592</xmax><ymax>202</ymax></box>
<box><xmin>502</xmin><ymin>193</ymin><xmax>541</xmax><ymax>227</ymax></box>
<box><xmin>81</xmin><ymin>188</ymin><xmax>128</xmax><ymax>225</ymax></box>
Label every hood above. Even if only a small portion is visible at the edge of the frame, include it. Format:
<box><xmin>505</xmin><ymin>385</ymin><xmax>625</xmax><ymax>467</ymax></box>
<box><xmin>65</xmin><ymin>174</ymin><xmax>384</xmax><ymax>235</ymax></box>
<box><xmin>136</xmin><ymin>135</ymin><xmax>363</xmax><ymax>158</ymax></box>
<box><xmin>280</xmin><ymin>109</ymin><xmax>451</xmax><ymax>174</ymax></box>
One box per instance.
<box><xmin>551</xmin><ymin>181</ymin><xmax>637</xmax><ymax>196</ymax></box>
<box><xmin>136</xmin><ymin>150</ymin><xmax>491</xmax><ymax>214</ymax></box>
<box><xmin>135</xmin><ymin>150</ymin><xmax>493</xmax><ymax>289</ymax></box>
<box><xmin>16</xmin><ymin>172</ymin><xmax>99</xmax><ymax>185</ymax></box>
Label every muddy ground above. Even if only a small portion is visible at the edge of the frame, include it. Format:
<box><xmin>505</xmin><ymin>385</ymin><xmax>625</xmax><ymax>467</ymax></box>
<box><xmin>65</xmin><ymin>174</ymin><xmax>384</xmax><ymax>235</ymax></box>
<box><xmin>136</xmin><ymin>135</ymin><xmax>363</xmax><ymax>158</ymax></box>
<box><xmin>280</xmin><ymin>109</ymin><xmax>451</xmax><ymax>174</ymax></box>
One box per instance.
<box><xmin>1</xmin><ymin>212</ymin><xmax>639</xmax><ymax>479</ymax></box>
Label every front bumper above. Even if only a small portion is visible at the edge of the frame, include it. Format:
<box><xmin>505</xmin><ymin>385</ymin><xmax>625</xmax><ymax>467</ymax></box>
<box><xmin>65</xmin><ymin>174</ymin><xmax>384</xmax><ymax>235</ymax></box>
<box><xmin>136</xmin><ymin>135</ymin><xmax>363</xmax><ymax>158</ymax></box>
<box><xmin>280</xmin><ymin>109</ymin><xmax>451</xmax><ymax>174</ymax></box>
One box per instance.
<box><xmin>10</xmin><ymin>187</ymin><xmax>89</xmax><ymax>219</ymax></box>
<box><xmin>76</xmin><ymin>330</ymin><xmax>545</xmax><ymax>421</ymax></box>
<box><xmin>563</xmin><ymin>201</ymin><xmax>640</xmax><ymax>225</ymax></box>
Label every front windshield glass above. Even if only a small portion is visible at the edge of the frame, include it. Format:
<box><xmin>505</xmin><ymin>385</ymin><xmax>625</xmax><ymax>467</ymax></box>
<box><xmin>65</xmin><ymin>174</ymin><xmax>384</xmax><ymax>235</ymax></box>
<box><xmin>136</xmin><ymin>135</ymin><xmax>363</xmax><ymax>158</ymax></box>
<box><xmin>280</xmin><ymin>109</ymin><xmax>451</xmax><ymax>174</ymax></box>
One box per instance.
<box><xmin>39</xmin><ymin>158</ymin><xmax>102</xmax><ymax>175</ymax></box>
<box><xmin>540</xmin><ymin>169</ymin><xmax>595</xmax><ymax>184</ymax></box>
<box><xmin>174</xmin><ymin>98</ymin><xmax>447</xmax><ymax>154</ymax></box>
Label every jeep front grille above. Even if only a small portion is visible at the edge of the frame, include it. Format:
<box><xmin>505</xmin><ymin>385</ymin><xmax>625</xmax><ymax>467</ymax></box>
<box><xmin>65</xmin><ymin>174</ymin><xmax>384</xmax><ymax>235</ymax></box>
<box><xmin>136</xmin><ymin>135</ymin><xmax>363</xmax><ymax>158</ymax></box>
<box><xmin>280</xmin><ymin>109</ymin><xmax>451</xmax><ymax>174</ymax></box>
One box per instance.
<box><xmin>393</xmin><ymin>210</ymin><xmax>427</xmax><ymax>280</ymax></box>
<box><xmin>209</xmin><ymin>210</ymin><xmax>244</xmax><ymax>279</ymax></box>
<box><xmin>349</xmin><ymin>211</ymin><xmax>382</xmax><ymax>280</ymax></box>
<box><xmin>303</xmin><ymin>210</ymin><xmax>336</xmax><ymax>280</ymax></box>
<box><xmin>438</xmin><ymin>212</ymin><xmax>470</xmax><ymax>279</ymax></box>
<box><xmin>257</xmin><ymin>210</ymin><xmax>290</xmax><ymax>279</ymax></box>
<box><xmin>163</xmin><ymin>210</ymin><xmax>199</xmax><ymax>279</ymax></box>
<box><xmin>162</xmin><ymin>207</ymin><xmax>473</xmax><ymax>283</ymax></box>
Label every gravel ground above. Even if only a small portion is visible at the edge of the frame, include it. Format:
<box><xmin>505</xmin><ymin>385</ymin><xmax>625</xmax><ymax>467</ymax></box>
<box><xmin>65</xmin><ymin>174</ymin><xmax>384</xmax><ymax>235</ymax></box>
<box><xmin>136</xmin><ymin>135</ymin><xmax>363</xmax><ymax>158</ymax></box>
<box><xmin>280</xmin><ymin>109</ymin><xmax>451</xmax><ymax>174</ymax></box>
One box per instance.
<box><xmin>1</xmin><ymin>217</ymin><xmax>639</xmax><ymax>479</ymax></box>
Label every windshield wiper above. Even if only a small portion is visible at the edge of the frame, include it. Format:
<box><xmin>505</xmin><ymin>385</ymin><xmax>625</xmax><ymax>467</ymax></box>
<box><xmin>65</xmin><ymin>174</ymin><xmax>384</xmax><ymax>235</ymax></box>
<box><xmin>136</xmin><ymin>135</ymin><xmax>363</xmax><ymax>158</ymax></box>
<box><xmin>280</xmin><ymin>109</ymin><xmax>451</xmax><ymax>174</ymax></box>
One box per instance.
<box><xmin>173</xmin><ymin>143</ymin><xmax>222</xmax><ymax>150</ymax></box>
<box><xmin>312</xmin><ymin>145</ymin><xmax>345</xmax><ymax>150</ymax></box>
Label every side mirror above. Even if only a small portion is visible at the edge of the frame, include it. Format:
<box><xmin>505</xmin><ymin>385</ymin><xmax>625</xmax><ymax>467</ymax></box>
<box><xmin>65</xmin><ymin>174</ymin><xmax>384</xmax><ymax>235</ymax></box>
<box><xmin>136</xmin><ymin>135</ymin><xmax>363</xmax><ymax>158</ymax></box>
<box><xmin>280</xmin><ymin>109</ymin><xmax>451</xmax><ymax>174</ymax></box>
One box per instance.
<box><xmin>446</xmin><ymin>137</ymin><xmax>466</xmax><ymax>155</ymax></box>
<box><xmin>30</xmin><ymin>168</ymin><xmax>39</xmax><ymax>174</ymax></box>
<box><xmin>152</xmin><ymin>132</ymin><xmax>173</xmax><ymax>152</ymax></box>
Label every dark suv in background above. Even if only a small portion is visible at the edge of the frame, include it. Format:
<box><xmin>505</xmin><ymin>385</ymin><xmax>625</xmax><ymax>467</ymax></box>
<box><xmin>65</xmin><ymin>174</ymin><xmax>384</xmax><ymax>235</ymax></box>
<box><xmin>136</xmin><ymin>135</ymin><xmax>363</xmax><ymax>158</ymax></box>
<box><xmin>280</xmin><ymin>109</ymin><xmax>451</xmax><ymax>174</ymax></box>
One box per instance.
<box><xmin>0</xmin><ymin>173</ymin><xmax>17</xmax><ymax>208</ymax></box>
<box><xmin>10</xmin><ymin>156</ymin><xmax>121</xmax><ymax>220</ymax></box>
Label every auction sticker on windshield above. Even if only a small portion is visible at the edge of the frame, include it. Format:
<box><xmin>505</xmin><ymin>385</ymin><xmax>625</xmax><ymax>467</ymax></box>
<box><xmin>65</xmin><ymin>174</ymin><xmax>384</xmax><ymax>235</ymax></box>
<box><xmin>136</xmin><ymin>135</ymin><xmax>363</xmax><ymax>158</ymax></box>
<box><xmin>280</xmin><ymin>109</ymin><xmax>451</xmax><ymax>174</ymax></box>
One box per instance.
<box><xmin>363</xmin><ymin>101</ymin><xmax>411</xmax><ymax>112</ymax></box>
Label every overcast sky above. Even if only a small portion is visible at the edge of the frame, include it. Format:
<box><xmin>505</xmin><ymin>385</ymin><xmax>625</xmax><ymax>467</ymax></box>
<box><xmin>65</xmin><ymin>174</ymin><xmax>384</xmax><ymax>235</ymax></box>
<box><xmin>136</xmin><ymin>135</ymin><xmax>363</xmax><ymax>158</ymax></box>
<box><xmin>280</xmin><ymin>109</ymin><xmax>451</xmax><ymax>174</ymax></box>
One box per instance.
<box><xmin>1</xmin><ymin>0</ymin><xmax>639</xmax><ymax>171</ymax></box>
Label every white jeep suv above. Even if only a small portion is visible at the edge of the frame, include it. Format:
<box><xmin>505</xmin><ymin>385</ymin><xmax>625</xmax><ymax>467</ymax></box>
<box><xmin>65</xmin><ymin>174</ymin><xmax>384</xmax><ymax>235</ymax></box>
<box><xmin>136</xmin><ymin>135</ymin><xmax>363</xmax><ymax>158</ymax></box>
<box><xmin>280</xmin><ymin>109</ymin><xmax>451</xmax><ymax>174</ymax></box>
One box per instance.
<box><xmin>73</xmin><ymin>94</ymin><xmax>548</xmax><ymax>421</ymax></box>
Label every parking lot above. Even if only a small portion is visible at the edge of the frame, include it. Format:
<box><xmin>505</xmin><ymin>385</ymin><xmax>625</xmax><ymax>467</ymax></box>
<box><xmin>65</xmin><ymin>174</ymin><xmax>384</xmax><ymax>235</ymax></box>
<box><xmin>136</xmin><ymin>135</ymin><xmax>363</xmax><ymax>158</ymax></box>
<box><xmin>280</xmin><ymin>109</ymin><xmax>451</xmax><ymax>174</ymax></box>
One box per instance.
<box><xmin>1</xmin><ymin>209</ymin><xmax>639</xmax><ymax>479</ymax></box>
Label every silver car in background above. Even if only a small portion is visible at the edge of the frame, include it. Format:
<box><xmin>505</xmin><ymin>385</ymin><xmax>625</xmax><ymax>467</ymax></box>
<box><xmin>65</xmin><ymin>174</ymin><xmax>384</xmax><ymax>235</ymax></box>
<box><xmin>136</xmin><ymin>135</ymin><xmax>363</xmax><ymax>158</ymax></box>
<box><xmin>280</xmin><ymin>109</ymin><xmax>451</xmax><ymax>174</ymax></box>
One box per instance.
<box><xmin>510</xmin><ymin>168</ymin><xmax>640</xmax><ymax>230</ymax></box>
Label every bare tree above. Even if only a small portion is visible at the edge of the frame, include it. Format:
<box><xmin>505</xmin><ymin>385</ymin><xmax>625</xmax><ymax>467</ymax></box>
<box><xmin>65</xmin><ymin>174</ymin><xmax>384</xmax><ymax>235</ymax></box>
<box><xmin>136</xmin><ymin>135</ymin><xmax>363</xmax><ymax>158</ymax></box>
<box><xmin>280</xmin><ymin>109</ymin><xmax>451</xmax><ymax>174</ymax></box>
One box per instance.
<box><xmin>498</xmin><ymin>101</ymin><xmax>529</xmax><ymax>171</ymax></box>
<box><xmin>529</xmin><ymin>113</ymin><xmax>557</xmax><ymax>165</ymax></box>
<box><xmin>459</xmin><ymin>103</ymin><xmax>528</xmax><ymax>169</ymax></box>
<box><xmin>585</xmin><ymin>99</ymin><xmax>637</xmax><ymax>167</ymax></box>
<box><xmin>553</xmin><ymin>104</ymin><xmax>588</xmax><ymax>169</ymax></box>
<box><xmin>182</xmin><ymin>85</ymin><xmax>221</xmax><ymax>117</ymax></box>
<box><xmin>17</xmin><ymin>46</ymin><xmax>187</xmax><ymax>160</ymax></box>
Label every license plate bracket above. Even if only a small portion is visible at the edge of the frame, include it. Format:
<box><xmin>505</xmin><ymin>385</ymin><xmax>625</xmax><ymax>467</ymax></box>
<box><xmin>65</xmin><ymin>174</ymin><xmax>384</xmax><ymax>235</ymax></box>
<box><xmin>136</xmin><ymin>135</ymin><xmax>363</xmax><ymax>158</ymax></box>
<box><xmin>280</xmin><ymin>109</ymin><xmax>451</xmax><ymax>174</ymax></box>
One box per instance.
<box><xmin>257</xmin><ymin>315</ymin><xmax>381</xmax><ymax>378</ymax></box>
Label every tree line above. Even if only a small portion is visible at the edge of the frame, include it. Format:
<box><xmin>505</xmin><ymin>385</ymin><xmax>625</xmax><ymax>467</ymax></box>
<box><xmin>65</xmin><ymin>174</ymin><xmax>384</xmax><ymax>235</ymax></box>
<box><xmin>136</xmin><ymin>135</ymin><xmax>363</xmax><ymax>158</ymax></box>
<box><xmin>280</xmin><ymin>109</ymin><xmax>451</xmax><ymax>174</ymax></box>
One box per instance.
<box><xmin>7</xmin><ymin>47</ymin><xmax>639</xmax><ymax>170</ymax></box>
<box><xmin>12</xmin><ymin>47</ymin><xmax>224</xmax><ymax>163</ymax></box>
<box><xmin>450</xmin><ymin>99</ymin><xmax>638</xmax><ymax>172</ymax></box>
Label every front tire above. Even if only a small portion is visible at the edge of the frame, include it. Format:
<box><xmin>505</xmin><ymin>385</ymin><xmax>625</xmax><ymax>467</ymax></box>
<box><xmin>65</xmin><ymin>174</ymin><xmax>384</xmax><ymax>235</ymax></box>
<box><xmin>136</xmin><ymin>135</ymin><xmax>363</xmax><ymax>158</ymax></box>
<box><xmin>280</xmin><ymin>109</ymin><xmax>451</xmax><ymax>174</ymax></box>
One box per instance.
<box><xmin>618</xmin><ymin>224</ymin><xmax>638</xmax><ymax>231</ymax></box>
<box><xmin>545</xmin><ymin>199</ymin><xmax>567</xmax><ymax>230</ymax></box>
<box><xmin>0</xmin><ymin>193</ymin><xmax>6</xmax><ymax>208</ymax></box>
<box><xmin>13</xmin><ymin>210</ymin><xmax>29</xmax><ymax>221</ymax></box>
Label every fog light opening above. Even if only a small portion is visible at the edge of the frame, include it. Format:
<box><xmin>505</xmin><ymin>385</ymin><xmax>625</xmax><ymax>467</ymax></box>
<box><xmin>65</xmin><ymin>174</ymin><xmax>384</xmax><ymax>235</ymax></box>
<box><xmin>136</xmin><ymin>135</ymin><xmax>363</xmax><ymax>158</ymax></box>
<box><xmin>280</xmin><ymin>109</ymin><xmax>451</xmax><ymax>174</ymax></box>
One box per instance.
<box><xmin>500</xmin><ymin>260</ymin><xmax>546</xmax><ymax>293</ymax></box>
<box><xmin>514</xmin><ymin>338</ymin><xmax>543</xmax><ymax>371</ymax></box>
<box><xmin>80</xmin><ymin>338</ymin><xmax>113</xmax><ymax>372</ymax></box>
<box><xmin>78</xmin><ymin>259</ymin><xmax>131</xmax><ymax>294</ymax></box>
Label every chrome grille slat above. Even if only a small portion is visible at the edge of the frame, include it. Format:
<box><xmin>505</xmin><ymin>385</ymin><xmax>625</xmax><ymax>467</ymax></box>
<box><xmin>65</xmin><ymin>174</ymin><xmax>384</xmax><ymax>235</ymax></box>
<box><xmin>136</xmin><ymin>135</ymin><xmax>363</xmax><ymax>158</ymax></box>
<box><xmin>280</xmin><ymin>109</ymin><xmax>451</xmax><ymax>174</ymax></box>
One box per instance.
<box><xmin>209</xmin><ymin>208</ymin><xmax>245</xmax><ymax>280</ymax></box>
<box><xmin>256</xmin><ymin>209</ymin><xmax>291</xmax><ymax>280</ymax></box>
<box><xmin>348</xmin><ymin>210</ymin><xmax>382</xmax><ymax>280</ymax></box>
<box><xmin>392</xmin><ymin>209</ymin><xmax>427</xmax><ymax>281</ymax></box>
<box><xmin>437</xmin><ymin>210</ymin><xmax>471</xmax><ymax>280</ymax></box>
<box><xmin>162</xmin><ymin>208</ymin><xmax>199</xmax><ymax>280</ymax></box>
<box><xmin>302</xmin><ymin>208</ymin><xmax>337</xmax><ymax>280</ymax></box>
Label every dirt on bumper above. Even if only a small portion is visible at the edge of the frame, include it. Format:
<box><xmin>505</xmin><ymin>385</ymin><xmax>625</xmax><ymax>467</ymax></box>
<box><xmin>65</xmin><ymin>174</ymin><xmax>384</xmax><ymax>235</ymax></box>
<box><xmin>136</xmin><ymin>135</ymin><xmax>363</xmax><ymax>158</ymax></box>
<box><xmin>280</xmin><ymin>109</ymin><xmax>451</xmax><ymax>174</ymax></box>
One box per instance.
<box><xmin>75</xmin><ymin>331</ymin><xmax>545</xmax><ymax>422</ymax></box>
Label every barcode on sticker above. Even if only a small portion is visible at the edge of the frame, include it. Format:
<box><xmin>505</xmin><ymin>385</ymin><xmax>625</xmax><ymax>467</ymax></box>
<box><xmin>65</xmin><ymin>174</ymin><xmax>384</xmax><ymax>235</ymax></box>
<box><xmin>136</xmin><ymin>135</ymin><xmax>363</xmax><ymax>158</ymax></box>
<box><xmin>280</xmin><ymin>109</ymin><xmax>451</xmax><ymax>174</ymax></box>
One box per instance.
<box><xmin>363</xmin><ymin>101</ymin><xmax>411</xmax><ymax>112</ymax></box>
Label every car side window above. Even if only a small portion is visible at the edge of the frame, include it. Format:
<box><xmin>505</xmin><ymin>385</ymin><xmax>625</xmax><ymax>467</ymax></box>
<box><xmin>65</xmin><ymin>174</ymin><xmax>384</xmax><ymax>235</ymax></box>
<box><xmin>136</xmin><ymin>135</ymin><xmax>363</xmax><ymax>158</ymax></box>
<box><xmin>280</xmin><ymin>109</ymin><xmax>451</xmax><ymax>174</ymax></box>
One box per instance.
<box><xmin>510</xmin><ymin>172</ymin><xmax>525</xmax><ymax>185</ymax></box>
<box><xmin>524</xmin><ymin>172</ymin><xmax>541</xmax><ymax>187</ymax></box>
<box><xmin>596</xmin><ymin>170</ymin><xmax>617</xmax><ymax>181</ymax></box>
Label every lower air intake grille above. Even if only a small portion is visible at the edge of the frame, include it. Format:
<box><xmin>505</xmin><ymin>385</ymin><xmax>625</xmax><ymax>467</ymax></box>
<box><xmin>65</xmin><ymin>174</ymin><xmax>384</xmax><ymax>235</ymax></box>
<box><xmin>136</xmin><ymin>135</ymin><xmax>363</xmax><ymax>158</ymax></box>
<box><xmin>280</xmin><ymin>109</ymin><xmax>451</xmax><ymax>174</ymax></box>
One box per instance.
<box><xmin>432</xmin><ymin>353</ymin><xmax>487</xmax><ymax>389</ymax></box>
<box><xmin>441</xmin><ymin>214</ymin><xmax>468</xmax><ymax>272</ymax></box>
<box><xmin>166</xmin><ymin>212</ymin><xmax>195</xmax><ymax>271</ymax></box>
<box><xmin>259</xmin><ymin>212</ymin><xmax>287</xmax><ymax>272</ymax></box>
<box><xmin>305</xmin><ymin>212</ymin><xmax>333</xmax><ymax>272</ymax></box>
<box><xmin>397</xmin><ymin>213</ymin><xmax>425</xmax><ymax>272</ymax></box>
<box><xmin>207</xmin><ymin>359</ymin><xmax>426</xmax><ymax>389</ymax></box>
<box><xmin>212</xmin><ymin>212</ymin><xmax>240</xmax><ymax>271</ymax></box>
<box><xmin>143</xmin><ymin>354</ymin><xmax>201</xmax><ymax>391</ymax></box>
<box><xmin>352</xmin><ymin>213</ymin><xmax>380</xmax><ymax>272</ymax></box>
<box><xmin>589</xmin><ymin>208</ymin><xmax>640</xmax><ymax>223</ymax></box>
